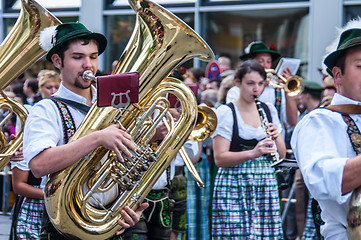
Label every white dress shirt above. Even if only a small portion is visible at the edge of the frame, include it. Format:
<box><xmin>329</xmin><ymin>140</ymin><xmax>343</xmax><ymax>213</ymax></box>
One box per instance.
<box><xmin>291</xmin><ymin>93</ymin><xmax>360</xmax><ymax>239</ymax></box>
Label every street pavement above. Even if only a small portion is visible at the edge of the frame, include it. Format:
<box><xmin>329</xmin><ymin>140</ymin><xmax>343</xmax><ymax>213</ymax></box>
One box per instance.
<box><xmin>0</xmin><ymin>214</ymin><xmax>11</xmax><ymax>240</ymax></box>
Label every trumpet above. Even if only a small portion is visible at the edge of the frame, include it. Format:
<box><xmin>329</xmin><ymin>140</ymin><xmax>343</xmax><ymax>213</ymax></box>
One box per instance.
<box><xmin>266</xmin><ymin>69</ymin><xmax>304</xmax><ymax>97</ymax></box>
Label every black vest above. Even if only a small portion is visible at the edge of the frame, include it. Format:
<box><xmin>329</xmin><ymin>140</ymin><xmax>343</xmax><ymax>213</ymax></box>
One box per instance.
<box><xmin>226</xmin><ymin>102</ymin><xmax>272</xmax><ymax>152</ymax></box>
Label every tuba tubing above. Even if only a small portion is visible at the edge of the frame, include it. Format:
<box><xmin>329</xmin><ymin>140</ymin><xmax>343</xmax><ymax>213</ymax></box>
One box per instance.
<box><xmin>44</xmin><ymin>0</ymin><xmax>214</xmax><ymax>239</ymax></box>
<box><xmin>0</xmin><ymin>0</ymin><xmax>61</xmax><ymax>170</ymax></box>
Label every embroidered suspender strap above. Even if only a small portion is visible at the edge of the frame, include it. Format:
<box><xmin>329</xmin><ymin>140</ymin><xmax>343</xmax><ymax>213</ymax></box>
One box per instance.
<box><xmin>326</xmin><ymin>104</ymin><xmax>361</xmax><ymax>115</ymax></box>
<box><xmin>49</xmin><ymin>96</ymin><xmax>91</xmax><ymax>114</ymax></box>
<box><xmin>41</xmin><ymin>99</ymin><xmax>77</xmax><ymax>239</ymax></box>
<box><xmin>274</xmin><ymin>88</ymin><xmax>282</xmax><ymax>118</ymax></box>
<box><xmin>50</xmin><ymin>98</ymin><xmax>77</xmax><ymax>144</ymax></box>
<box><xmin>342</xmin><ymin>114</ymin><xmax>361</xmax><ymax>155</ymax></box>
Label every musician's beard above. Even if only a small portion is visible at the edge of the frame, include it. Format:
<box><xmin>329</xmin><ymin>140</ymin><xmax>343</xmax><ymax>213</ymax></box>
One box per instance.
<box><xmin>74</xmin><ymin>77</ymin><xmax>92</xmax><ymax>90</ymax></box>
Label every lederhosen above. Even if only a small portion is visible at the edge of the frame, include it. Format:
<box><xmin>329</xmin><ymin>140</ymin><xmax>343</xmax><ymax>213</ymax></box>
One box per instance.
<box><xmin>169</xmin><ymin>165</ymin><xmax>187</xmax><ymax>234</ymax></box>
<box><xmin>211</xmin><ymin>102</ymin><xmax>284</xmax><ymax>239</ymax></box>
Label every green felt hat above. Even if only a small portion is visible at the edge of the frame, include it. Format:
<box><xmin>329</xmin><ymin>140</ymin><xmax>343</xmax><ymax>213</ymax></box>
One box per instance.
<box><xmin>324</xmin><ymin>28</ymin><xmax>361</xmax><ymax>76</ymax></box>
<box><xmin>40</xmin><ymin>22</ymin><xmax>107</xmax><ymax>62</ymax></box>
<box><xmin>304</xmin><ymin>80</ymin><xmax>324</xmax><ymax>91</ymax></box>
<box><xmin>240</xmin><ymin>41</ymin><xmax>281</xmax><ymax>61</ymax></box>
<box><xmin>302</xmin><ymin>80</ymin><xmax>324</xmax><ymax>98</ymax></box>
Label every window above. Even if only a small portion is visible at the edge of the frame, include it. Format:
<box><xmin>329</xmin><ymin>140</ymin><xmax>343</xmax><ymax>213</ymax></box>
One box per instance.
<box><xmin>10</xmin><ymin>0</ymin><xmax>80</xmax><ymax>10</ymax></box>
<box><xmin>105</xmin><ymin>13</ymin><xmax>194</xmax><ymax>72</ymax></box>
<box><xmin>204</xmin><ymin>8</ymin><xmax>309</xmax><ymax>76</ymax></box>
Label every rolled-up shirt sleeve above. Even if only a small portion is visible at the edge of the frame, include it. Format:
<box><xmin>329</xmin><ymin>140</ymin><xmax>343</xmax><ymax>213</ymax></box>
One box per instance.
<box><xmin>291</xmin><ymin>109</ymin><xmax>351</xmax><ymax>204</ymax></box>
<box><xmin>23</xmin><ymin>99</ymin><xmax>63</xmax><ymax>166</ymax></box>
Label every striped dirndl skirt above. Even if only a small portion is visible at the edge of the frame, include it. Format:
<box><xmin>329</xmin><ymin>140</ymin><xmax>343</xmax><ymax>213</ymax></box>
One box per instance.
<box><xmin>16</xmin><ymin>197</ymin><xmax>45</xmax><ymax>240</ymax></box>
<box><xmin>211</xmin><ymin>155</ymin><xmax>284</xmax><ymax>240</ymax></box>
<box><xmin>302</xmin><ymin>196</ymin><xmax>317</xmax><ymax>240</ymax></box>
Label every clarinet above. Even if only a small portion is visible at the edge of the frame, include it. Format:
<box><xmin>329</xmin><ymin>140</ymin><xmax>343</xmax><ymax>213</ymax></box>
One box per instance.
<box><xmin>255</xmin><ymin>98</ymin><xmax>288</xmax><ymax>191</ymax></box>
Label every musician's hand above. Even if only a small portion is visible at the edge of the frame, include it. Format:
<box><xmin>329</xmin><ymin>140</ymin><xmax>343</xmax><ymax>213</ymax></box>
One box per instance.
<box><xmin>266</xmin><ymin>123</ymin><xmax>279</xmax><ymax>140</ymax></box>
<box><xmin>98</xmin><ymin>124</ymin><xmax>135</xmax><ymax>162</ymax></box>
<box><xmin>11</xmin><ymin>146</ymin><xmax>24</xmax><ymax>162</ymax></box>
<box><xmin>252</xmin><ymin>138</ymin><xmax>276</xmax><ymax>158</ymax></box>
<box><xmin>116</xmin><ymin>202</ymin><xmax>149</xmax><ymax>235</ymax></box>
<box><xmin>150</xmin><ymin>122</ymin><xmax>168</xmax><ymax>143</ymax></box>
<box><xmin>282</xmin><ymin>67</ymin><xmax>292</xmax><ymax>79</ymax></box>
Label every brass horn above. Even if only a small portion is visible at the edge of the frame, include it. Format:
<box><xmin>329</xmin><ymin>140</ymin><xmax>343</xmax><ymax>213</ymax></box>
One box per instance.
<box><xmin>266</xmin><ymin>69</ymin><xmax>304</xmax><ymax>97</ymax></box>
<box><xmin>189</xmin><ymin>105</ymin><xmax>217</xmax><ymax>142</ymax></box>
<box><xmin>44</xmin><ymin>0</ymin><xmax>214</xmax><ymax>238</ymax></box>
<box><xmin>0</xmin><ymin>0</ymin><xmax>61</xmax><ymax>170</ymax></box>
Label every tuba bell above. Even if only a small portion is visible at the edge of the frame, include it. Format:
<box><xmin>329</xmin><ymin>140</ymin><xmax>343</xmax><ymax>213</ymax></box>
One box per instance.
<box><xmin>266</xmin><ymin>69</ymin><xmax>304</xmax><ymax>97</ymax></box>
<box><xmin>44</xmin><ymin>0</ymin><xmax>214</xmax><ymax>239</ymax></box>
<box><xmin>0</xmin><ymin>0</ymin><xmax>61</xmax><ymax>170</ymax></box>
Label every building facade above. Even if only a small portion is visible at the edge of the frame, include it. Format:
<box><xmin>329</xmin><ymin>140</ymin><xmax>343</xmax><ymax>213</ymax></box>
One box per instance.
<box><xmin>0</xmin><ymin>0</ymin><xmax>359</xmax><ymax>83</ymax></box>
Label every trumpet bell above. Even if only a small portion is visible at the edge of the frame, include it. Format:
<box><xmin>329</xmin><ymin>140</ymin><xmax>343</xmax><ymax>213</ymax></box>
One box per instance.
<box><xmin>266</xmin><ymin>69</ymin><xmax>304</xmax><ymax>97</ymax></box>
<box><xmin>285</xmin><ymin>75</ymin><xmax>304</xmax><ymax>97</ymax></box>
<box><xmin>188</xmin><ymin>105</ymin><xmax>217</xmax><ymax>141</ymax></box>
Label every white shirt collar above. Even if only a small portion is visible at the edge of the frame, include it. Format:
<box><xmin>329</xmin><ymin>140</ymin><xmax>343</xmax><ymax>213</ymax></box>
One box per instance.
<box><xmin>53</xmin><ymin>82</ymin><xmax>97</xmax><ymax>105</ymax></box>
<box><xmin>330</xmin><ymin>93</ymin><xmax>361</xmax><ymax>106</ymax></box>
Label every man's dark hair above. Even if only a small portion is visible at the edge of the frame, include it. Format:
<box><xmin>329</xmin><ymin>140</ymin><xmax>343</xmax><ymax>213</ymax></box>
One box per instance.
<box><xmin>303</xmin><ymin>88</ymin><xmax>322</xmax><ymax>101</ymax></box>
<box><xmin>234</xmin><ymin>59</ymin><xmax>267</xmax><ymax>82</ymax></box>
<box><xmin>54</xmin><ymin>36</ymin><xmax>100</xmax><ymax>67</ymax></box>
<box><xmin>334</xmin><ymin>50</ymin><xmax>347</xmax><ymax>75</ymax></box>
<box><xmin>26</xmin><ymin>78</ymin><xmax>39</xmax><ymax>94</ymax></box>
<box><xmin>188</xmin><ymin>67</ymin><xmax>205</xmax><ymax>82</ymax></box>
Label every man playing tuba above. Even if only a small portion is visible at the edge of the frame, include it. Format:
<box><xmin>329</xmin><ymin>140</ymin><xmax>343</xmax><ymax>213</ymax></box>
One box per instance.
<box><xmin>23</xmin><ymin>22</ymin><xmax>148</xmax><ymax>239</ymax></box>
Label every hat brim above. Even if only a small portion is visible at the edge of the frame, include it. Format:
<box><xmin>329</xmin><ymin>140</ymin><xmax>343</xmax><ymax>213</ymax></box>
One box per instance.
<box><xmin>324</xmin><ymin>41</ymin><xmax>361</xmax><ymax>77</ymax></box>
<box><xmin>324</xmin><ymin>50</ymin><xmax>346</xmax><ymax>77</ymax></box>
<box><xmin>46</xmin><ymin>32</ymin><xmax>107</xmax><ymax>62</ymax></box>
<box><xmin>240</xmin><ymin>49</ymin><xmax>280</xmax><ymax>61</ymax></box>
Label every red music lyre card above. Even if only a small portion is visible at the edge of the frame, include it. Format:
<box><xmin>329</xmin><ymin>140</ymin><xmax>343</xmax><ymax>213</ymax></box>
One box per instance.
<box><xmin>97</xmin><ymin>72</ymin><xmax>139</xmax><ymax>108</ymax></box>
<box><xmin>168</xmin><ymin>84</ymin><xmax>198</xmax><ymax>108</ymax></box>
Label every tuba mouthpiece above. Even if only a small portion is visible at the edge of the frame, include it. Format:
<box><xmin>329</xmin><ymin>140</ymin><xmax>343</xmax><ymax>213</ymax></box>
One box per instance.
<box><xmin>83</xmin><ymin>70</ymin><xmax>96</xmax><ymax>82</ymax></box>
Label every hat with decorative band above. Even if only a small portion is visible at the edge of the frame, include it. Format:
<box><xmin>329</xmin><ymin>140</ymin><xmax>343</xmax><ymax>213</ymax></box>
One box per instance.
<box><xmin>324</xmin><ymin>28</ymin><xmax>361</xmax><ymax>76</ymax></box>
<box><xmin>240</xmin><ymin>41</ymin><xmax>281</xmax><ymax>61</ymax></box>
<box><xmin>39</xmin><ymin>22</ymin><xmax>107</xmax><ymax>62</ymax></box>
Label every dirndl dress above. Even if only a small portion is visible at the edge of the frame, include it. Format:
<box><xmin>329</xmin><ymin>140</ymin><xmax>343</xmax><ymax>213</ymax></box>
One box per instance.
<box><xmin>212</xmin><ymin>156</ymin><xmax>283</xmax><ymax>239</ymax></box>
<box><xmin>211</xmin><ymin>102</ymin><xmax>283</xmax><ymax>240</ymax></box>
<box><xmin>11</xmin><ymin>170</ymin><xmax>44</xmax><ymax>240</ymax></box>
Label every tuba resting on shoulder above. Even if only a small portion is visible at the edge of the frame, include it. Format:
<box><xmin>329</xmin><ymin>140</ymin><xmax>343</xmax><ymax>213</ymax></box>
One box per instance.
<box><xmin>44</xmin><ymin>0</ymin><xmax>214</xmax><ymax>239</ymax></box>
<box><xmin>0</xmin><ymin>0</ymin><xmax>61</xmax><ymax>170</ymax></box>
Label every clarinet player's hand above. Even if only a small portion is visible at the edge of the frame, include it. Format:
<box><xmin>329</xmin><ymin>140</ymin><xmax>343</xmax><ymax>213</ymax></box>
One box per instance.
<box><xmin>266</xmin><ymin>123</ymin><xmax>279</xmax><ymax>140</ymax></box>
<box><xmin>252</xmin><ymin>138</ymin><xmax>276</xmax><ymax>158</ymax></box>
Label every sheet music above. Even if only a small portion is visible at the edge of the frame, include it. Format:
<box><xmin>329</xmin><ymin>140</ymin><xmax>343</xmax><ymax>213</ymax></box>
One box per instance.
<box><xmin>275</xmin><ymin>57</ymin><xmax>301</xmax><ymax>75</ymax></box>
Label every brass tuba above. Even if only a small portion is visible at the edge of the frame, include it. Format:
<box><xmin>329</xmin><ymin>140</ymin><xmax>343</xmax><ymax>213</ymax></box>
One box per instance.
<box><xmin>44</xmin><ymin>0</ymin><xmax>214</xmax><ymax>239</ymax></box>
<box><xmin>0</xmin><ymin>0</ymin><xmax>61</xmax><ymax>170</ymax></box>
<box><xmin>266</xmin><ymin>69</ymin><xmax>304</xmax><ymax>97</ymax></box>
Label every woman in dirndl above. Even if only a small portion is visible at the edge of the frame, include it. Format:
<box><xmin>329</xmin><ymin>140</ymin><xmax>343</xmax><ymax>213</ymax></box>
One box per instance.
<box><xmin>211</xmin><ymin>60</ymin><xmax>286</xmax><ymax>239</ymax></box>
<box><xmin>10</xmin><ymin>70</ymin><xmax>61</xmax><ymax>240</ymax></box>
